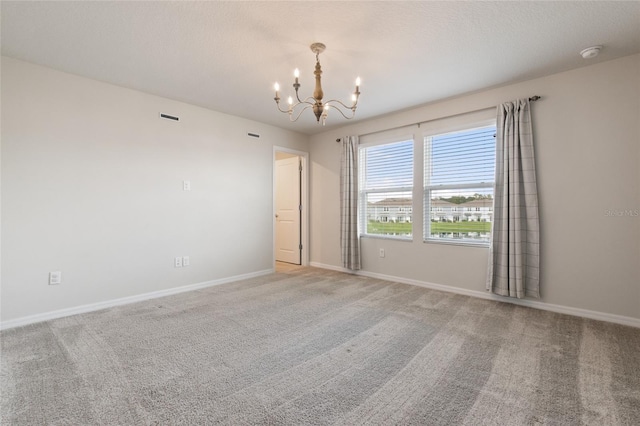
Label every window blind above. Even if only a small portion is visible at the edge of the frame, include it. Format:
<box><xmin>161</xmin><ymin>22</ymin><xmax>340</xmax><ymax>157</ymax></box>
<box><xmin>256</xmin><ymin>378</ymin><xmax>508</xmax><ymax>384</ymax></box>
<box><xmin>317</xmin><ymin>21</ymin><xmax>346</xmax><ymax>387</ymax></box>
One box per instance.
<box><xmin>426</xmin><ymin>126</ymin><xmax>495</xmax><ymax>186</ymax></box>
<box><xmin>361</xmin><ymin>140</ymin><xmax>413</xmax><ymax>190</ymax></box>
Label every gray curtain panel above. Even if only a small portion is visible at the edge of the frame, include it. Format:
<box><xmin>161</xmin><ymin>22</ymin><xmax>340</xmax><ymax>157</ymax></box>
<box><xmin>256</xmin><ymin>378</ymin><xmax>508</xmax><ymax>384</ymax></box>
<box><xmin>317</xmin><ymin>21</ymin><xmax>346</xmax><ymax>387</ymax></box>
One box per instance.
<box><xmin>487</xmin><ymin>99</ymin><xmax>540</xmax><ymax>298</ymax></box>
<box><xmin>340</xmin><ymin>136</ymin><xmax>361</xmax><ymax>270</ymax></box>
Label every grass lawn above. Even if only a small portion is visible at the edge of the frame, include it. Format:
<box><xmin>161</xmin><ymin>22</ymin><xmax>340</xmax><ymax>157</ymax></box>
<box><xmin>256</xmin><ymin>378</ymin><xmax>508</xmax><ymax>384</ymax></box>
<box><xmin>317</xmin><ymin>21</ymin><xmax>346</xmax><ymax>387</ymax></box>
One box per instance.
<box><xmin>367</xmin><ymin>222</ymin><xmax>412</xmax><ymax>235</ymax></box>
<box><xmin>431</xmin><ymin>221</ymin><xmax>491</xmax><ymax>233</ymax></box>
<box><xmin>367</xmin><ymin>221</ymin><xmax>491</xmax><ymax>235</ymax></box>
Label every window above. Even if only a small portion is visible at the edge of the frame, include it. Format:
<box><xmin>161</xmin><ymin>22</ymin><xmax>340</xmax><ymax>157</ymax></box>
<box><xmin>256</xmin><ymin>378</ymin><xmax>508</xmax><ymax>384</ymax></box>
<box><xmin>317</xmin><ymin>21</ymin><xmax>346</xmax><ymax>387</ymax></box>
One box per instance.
<box><xmin>359</xmin><ymin>139</ymin><xmax>413</xmax><ymax>238</ymax></box>
<box><xmin>424</xmin><ymin>124</ymin><xmax>496</xmax><ymax>244</ymax></box>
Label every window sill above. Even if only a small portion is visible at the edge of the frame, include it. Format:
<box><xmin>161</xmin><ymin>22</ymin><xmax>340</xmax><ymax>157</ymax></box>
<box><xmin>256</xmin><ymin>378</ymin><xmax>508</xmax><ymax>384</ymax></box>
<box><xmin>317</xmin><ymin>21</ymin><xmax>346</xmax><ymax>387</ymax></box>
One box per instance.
<box><xmin>360</xmin><ymin>234</ymin><xmax>413</xmax><ymax>242</ymax></box>
<box><xmin>423</xmin><ymin>238</ymin><xmax>489</xmax><ymax>248</ymax></box>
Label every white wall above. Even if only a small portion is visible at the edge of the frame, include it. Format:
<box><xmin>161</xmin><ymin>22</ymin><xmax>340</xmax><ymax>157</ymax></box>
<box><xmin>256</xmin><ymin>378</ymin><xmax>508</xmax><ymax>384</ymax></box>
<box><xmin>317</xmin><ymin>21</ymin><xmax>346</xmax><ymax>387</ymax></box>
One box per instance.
<box><xmin>1</xmin><ymin>57</ymin><xmax>309</xmax><ymax>323</ymax></box>
<box><xmin>309</xmin><ymin>54</ymin><xmax>640</xmax><ymax>321</ymax></box>
<box><xmin>3</xmin><ymin>54</ymin><xmax>639</xmax><ymax>325</ymax></box>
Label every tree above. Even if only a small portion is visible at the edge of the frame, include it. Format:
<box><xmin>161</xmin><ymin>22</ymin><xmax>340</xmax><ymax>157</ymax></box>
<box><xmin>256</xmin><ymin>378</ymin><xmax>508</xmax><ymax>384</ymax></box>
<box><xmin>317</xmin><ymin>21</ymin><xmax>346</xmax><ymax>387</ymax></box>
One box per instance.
<box><xmin>439</xmin><ymin>194</ymin><xmax>493</xmax><ymax>204</ymax></box>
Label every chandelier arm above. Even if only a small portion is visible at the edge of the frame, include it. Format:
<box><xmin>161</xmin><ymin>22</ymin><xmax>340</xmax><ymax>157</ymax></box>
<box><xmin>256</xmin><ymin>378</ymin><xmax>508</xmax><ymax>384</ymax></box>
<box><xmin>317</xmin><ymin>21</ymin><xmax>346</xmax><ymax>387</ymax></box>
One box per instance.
<box><xmin>328</xmin><ymin>106</ymin><xmax>354</xmax><ymax>120</ymax></box>
<box><xmin>275</xmin><ymin>101</ymin><xmax>292</xmax><ymax>114</ymax></box>
<box><xmin>276</xmin><ymin>98</ymin><xmax>315</xmax><ymax>114</ymax></box>
<box><xmin>289</xmin><ymin>104</ymin><xmax>314</xmax><ymax>122</ymax></box>
<box><xmin>325</xmin><ymin>101</ymin><xmax>357</xmax><ymax>119</ymax></box>
<box><xmin>326</xmin><ymin>99</ymin><xmax>357</xmax><ymax>112</ymax></box>
<box><xmin>292</xmin><ymin>100</ymin><xmax>316</xmax><ymax>109</ymax></box>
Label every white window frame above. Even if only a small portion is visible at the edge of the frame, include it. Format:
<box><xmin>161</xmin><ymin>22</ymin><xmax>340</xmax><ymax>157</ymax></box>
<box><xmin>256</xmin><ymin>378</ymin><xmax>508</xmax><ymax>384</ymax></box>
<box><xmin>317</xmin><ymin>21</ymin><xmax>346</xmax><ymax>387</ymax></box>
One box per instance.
<box><xmin>359</xmin><ymin>136</ymin><xmax>414</xmax><ymax>240</ymax></box>
<box><xmin>423</xmin><ymin>121</ymin><xmax>496</xmax><ymax>246</ymax></box>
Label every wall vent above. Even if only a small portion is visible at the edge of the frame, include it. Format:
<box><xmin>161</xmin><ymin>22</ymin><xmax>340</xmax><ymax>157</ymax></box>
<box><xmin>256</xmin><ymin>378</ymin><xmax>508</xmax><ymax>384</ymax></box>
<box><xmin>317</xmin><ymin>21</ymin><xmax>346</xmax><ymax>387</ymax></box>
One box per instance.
<box><xmin>159</xmin><ymin>113</ymin><xmax>179</xmax><ymax>121</ymax></box>
<box><xmin>247</xmin><ymin>132</ymin><xmax>260</xmax><ymax>138</ymax></box>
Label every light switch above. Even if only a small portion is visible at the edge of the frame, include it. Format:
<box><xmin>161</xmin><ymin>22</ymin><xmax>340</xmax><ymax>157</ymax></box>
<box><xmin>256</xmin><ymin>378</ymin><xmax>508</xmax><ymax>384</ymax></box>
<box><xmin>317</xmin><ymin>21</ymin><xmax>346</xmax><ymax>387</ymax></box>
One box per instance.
<box><xmin>49</xmin><ymin>271</ymin><xmax>62</xmax><ymax>285</ymax></box>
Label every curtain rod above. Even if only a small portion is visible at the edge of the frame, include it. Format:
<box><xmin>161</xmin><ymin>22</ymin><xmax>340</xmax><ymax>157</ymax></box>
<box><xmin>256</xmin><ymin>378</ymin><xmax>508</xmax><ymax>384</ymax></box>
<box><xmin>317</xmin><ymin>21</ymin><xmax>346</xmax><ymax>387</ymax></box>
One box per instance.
<box><xmin>336</xmin><ymin>96</ymin><xmax>541</xmax><ymax>142</ymax></box>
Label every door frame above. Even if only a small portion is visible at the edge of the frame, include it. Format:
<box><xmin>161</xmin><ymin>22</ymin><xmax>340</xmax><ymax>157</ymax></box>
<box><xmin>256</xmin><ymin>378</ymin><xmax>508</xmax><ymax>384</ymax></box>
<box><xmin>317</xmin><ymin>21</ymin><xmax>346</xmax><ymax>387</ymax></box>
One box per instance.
<box><xmin>273</xmin><ymin>146</ymin><xmax>309</xmax><ymax>267</ymax></box>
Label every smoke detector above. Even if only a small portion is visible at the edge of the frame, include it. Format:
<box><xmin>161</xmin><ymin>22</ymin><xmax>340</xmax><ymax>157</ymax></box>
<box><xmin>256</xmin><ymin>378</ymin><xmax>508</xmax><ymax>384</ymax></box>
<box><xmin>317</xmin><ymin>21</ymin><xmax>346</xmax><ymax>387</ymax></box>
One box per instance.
<box><xmin>580</xmin><ymin>46</ymin><xmax>602</xmax><ymax>59</ymax></box>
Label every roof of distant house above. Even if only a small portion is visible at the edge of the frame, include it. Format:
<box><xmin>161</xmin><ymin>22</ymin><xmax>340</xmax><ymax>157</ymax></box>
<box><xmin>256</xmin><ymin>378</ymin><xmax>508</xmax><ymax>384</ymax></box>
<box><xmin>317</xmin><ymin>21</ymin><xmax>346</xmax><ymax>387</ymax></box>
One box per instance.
<box><xmin>369</xmin><ymin>198</ymin><xmax>412</xmax><ymax>207</ymax></box>
<box><xmin>368</xmin><ymin>197</ymin><xmax>493</xmax><ymax>208</ymax></box>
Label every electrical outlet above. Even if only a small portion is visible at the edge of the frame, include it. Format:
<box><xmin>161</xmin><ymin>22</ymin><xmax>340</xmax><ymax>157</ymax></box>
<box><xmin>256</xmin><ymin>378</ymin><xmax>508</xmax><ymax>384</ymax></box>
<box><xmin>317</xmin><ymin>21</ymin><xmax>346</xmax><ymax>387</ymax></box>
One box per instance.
<box><xmin>379</xmin><ymin>248</ymin><xmax>385</xmax><ymax>258</ymax></box>
<box><xmin>49</xmin><ymin>271</ymin><xmax>62</xmax><ymax>285</ymax></box>
<box><xmin>182</xmin><ymin>256</ymin><xmax>190</xmax><ymax>267</ymax></box>
<box><xmin>183</xmin><ymin>180</ymin><xmax>191</xmax><ymax>191</ymax></box>
<box><xmin>174</xmin><ymin>257</ymin><xmax>183</xmax><ymax>268</ymax></box>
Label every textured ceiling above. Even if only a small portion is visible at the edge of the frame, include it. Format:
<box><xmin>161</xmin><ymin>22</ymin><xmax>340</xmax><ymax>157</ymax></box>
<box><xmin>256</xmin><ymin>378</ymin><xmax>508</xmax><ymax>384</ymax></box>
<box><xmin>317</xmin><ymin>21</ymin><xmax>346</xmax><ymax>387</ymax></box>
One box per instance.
<box><xmin>2</xmin><ymin>1</ymin><xmax>640</xmax><ymax>135</ymax></box>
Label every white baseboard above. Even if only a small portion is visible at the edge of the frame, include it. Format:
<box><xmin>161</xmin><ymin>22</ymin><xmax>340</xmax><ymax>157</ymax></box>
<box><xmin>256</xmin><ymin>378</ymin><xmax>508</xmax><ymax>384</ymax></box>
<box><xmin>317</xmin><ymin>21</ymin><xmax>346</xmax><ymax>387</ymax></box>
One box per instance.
<box><xmin>0</xmin><ymin>269</ymin><xmax>274</xmax><ymax>331</ymax></box>
<box><xmin>309</xmin><ymin>262</ymin><xmax>354</xmax><ymax>274</ymax></box>
<box><xmin>5</xmin><ymin>264</ymin><xmax>638</xmax><ymax>331</ymax></box>
<box><xmin>309</xmin><ymin>262</ymin><xmax>640</xmax><ymax>328</ymax></box>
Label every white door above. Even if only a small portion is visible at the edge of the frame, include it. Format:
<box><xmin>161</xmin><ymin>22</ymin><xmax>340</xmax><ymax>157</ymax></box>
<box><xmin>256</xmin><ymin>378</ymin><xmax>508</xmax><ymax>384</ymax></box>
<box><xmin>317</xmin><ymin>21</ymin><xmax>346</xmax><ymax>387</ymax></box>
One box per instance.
<box><xmin>275</xmin><ymin>156</ymin><xmax>301</xmax><ymax>264</ymax></box>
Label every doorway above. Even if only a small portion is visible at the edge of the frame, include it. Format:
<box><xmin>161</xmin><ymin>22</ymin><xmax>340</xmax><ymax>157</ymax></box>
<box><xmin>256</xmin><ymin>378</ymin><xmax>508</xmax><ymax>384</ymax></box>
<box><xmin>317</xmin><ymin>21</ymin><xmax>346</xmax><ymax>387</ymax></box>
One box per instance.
<box><xmin>273</xmin><ymin>147</ymin><xmax>308</xmax><ymax>267</ymax></box>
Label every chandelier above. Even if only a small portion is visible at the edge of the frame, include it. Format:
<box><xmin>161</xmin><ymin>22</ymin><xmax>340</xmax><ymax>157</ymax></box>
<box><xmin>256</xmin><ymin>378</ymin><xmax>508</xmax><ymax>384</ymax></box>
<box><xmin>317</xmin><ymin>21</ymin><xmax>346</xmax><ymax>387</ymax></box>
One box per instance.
<box><xmin>273</xmin><ymin>43</ymin><xmax>361</xmax><ymax>125</ymax></box>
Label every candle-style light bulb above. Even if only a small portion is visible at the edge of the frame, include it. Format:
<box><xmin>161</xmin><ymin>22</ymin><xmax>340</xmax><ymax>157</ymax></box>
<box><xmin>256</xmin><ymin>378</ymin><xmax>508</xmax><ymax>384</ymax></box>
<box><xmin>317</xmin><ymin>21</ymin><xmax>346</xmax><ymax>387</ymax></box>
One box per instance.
<box><xmin>287</xmin><ymin>96</ymin><xmax>293</xmax><ymax>105</ymax></box>
<box><xmin>274</xmin><ymin>82</ymin><xmax>280</xmax><ymax>92</ymax></box>
<box><xmin>351</xmin><ymin>94</ymin><xmax>357</xmax><ymax>103</ymax></box>
<box><xmin>355</xmin><ymin>77</ymin><xmax>361</xmax><ymax>87</ymax></box>
<box><xmin>292</xmin><ymin>68</ymin><xmax>300</xmax><ymax>93</ymax></box>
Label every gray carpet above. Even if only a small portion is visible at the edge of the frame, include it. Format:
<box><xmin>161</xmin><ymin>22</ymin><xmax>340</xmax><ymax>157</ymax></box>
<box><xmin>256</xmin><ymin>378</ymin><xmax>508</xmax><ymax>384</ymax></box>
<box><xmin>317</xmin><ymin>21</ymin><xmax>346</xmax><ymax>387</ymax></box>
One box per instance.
<box><xmin>2</xmin><ymin>266</ymin><xmax>640</xmax><ymax>425</ymax></box>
